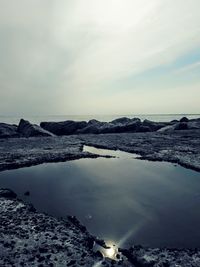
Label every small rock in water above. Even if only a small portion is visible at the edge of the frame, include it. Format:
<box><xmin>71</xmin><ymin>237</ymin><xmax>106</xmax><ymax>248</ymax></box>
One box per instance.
<box><xmin>24</xmin><ymin>191</ymin><xmax>30</xmax><ymax>196</ymax></box>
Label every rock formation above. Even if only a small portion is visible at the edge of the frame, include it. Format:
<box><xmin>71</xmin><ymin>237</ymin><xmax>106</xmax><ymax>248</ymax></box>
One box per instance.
<box><xmin>18</xmin><ymin>119</ymin><xmax>54</xmax><ymax>137</ymax></box>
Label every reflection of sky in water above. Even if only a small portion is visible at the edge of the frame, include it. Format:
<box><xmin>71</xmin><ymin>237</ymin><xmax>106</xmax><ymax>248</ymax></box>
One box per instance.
<box><xmin>0</xmin><ymin>147</ymin><xmax>200</xmax><ymax>248</ymax></box>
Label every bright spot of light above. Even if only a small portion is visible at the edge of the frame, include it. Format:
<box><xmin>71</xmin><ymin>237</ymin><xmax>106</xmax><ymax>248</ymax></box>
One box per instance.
<box><xmin>105</xmin><ymin>246</ymin><xmax>116</xmax><ymax>258</ymax></box>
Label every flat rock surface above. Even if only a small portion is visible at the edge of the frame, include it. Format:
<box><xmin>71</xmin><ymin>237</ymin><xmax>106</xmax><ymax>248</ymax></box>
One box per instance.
<box><xmin>0</xmin><ymin>191</ymin><xmax>128</xmax><ymax>267</ymax></box>
<box><xmin>79</xmin><ymin>130</ymin><xmax>200</xmax><ymax>172</ymax></box>
<box><xmin>0</xmin><ymin>191</ymin><xmax>200</xmax><ymax>266</ymax></box>
<box><xmin>0</xmin><ymin>136</ymin><xmax>102</xmax><ymax>171</ymax></box>
<box><xmin>0</xmin><ymin>130</ymin><xmax>200</xmax><ymax>172</ymax></box>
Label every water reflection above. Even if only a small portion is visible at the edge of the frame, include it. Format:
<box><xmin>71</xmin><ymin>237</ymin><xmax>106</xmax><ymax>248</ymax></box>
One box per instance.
<box><xmin>83</xmin><ymin>145</ymin><xmax>137</xmax><ymax>159</ymax></box>
<box><xmin>0</xmin><ymin>148</ymin><xmax>200</xmax><ymax>248</ymax></box>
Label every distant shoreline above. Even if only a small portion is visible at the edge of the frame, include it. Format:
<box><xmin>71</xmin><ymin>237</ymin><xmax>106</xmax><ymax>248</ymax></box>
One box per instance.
<box><xmin>0</xmin><ymin>113</ymin><xmax>200</xmax><ymax>125</ymax></box>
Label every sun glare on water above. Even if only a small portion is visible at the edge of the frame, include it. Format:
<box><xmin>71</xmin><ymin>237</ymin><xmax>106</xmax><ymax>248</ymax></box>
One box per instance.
<box><xmin>105</xmin><ymin>246</ymin><xmax>116</xmax><ymax>258</ymax></box>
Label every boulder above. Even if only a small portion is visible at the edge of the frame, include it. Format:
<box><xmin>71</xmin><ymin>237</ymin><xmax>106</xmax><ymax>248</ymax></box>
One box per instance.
<box><xmin>18</xmin><ymin>119</ymin><xmax>54</xmax><ymax>137</ymax></box>
<box><xmin>174</xmin><ymin>122</ymin><xmax>188</xmax><ymax>130</ymax></box>
<box><xmin>40</xmin><ymin>120</ymin><xmax>88</xmax><ymax>135</ymax></box>
<box><xmin>77</xmin><ymin>120</ymin><xmax>105</xmax><ymax>134</ymax></box>
<box><xmin>157</xmin><ymin>124</ymin><xmax>177</xmax><ymax>133</ymax></box>
<box><xmin>111</xmin><ymin>117</ymin><xmax>133</xmax><ymax>124</ymax></box>
<box><xmin>78</xmin><ymin>118</ymin><xmax>141</xmax><ymax>134</ymax></box>
<box><xmin>180</xmin><ymin>117</ymin><xmax>189</xmax><ymax>122</ymax></box>
<box><xmin>142</xmin><ymin>119</ymin><xmax>168</xmax><ymax>131</ymax></box>
<box><xmin>0</xmin><ymin>123</ymin><xmax>19</xmax><ymax>138</ymax></box>
<box><xmin>158</xmin><ymin>122</ymin><xmax>189</xmax><ymax>132</ymax></box>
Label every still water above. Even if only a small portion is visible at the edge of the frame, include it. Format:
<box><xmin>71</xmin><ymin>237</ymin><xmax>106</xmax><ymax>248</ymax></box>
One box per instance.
<box><xmin>0</xmin><ymin>146</ymin><xmax>200</xmax><ymax>249</ymax></box>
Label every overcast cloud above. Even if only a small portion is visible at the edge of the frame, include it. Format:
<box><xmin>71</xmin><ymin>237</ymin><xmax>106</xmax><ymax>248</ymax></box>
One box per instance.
<box><xmin>0</xmin><ymin>0</ymin><xmax>200</xmax><ymax>116</ymax></box>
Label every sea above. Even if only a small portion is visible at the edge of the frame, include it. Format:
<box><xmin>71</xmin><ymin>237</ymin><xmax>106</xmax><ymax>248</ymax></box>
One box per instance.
<box><xmin>0</xmin><ymin>114</ymin><xmax>199</xmax><ymax>125</ymax></box>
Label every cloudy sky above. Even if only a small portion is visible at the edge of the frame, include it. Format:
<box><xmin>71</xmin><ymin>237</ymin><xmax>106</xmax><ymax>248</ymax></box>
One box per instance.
<box><xmin>0</xmin><ymin>0</ymin><xmax>200</xmax><ymax>116</ymax></box>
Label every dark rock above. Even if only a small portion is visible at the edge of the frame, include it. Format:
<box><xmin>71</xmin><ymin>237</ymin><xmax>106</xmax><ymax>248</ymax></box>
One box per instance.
<box><xmin>170</xmin><ymin>119</ymin><xmax>179</xmax><ymax>124</ymax></box>
<box><xmin>18</xmin><ymin>119</ymin><xmax>54</xmax><ymax>137</ymax></box>
<box><xmin>157</xmin><ymin>124</ymin><xmax>177</xmax><ymax>132</ymax></box>
<box><xmin>40</xmin><ymin>120</ymin><xmax>87</xmax><ymax>135</ymax></box>
<box><xmin>0</xmin><ymin>188</ymin><xmax>17</xmax><ymax>199</ymax></box>
<box><xmin>94</xmin><ymin>250</ymin><xmax>103</xmax><ymax>259</ymax></box>
<box><xmin>77</xmin><ymin>120</ymin><xmax>104</xmax><ymax>134</ymax></box>
<box><xmin>175</xmin><ymin>122</ymin><xmax>188</xmax><ymax>130</ymax></box>
<box><xmin>0</xmin><ymin>123</ymin><xmax>19</xmax><ymax>138</ymax></box>
<box><xmin>159</xmin><ymin>122</ymin><xmax>189</xmax><ymax>132</ymax></box>
<box><xmin>187</xmin><ymin>119</ymin><xmax>200</xmax><ymax>130</ymax></box>
<box><xmin>180</xmin><ymin>117</ymin><xmax>189</xmax><ymax>122</ymax></box>
<box><xmin>137</xmin><ymin>126</ymin><xmax>151</xmax><ymax>132</ymax></box>
<box><xmin>142</xmin><ymin>119</ymin><xmax>168</xmax><ymax>131</ymax></box>
<box><xmin>110</xmin><ymin>117</ymin><xmax>133</xmax><ymax>124</ymax></box>
<box><xmin>24</xmin><ymin>191</ymin><xmax>30</xmax><ymax>196</ymax></box>
<box><xmin>78</xmin><ymin>117</ymin><xmax>141</xmax><ymax>134</ymax></box>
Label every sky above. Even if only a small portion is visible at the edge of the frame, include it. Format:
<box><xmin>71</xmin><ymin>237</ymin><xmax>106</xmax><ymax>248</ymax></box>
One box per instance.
<box><xmin>0</xmin><ymin>0</ymin><xmax>200</xmax><ymax>116</ymax></box>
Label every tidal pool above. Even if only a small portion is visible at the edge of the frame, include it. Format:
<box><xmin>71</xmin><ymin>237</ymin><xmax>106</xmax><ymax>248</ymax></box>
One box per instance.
<box><xmin>0</xmin><ymin>146</ymin><xmax>200</xmax><ymax>249</ymax></box>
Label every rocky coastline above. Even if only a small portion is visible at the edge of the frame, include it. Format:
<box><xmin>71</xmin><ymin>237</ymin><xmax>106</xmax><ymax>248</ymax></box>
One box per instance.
<box><xmin>0</xmin><ymin>116</ymin><xmax>200</xmax><ymax>266</ymax></box>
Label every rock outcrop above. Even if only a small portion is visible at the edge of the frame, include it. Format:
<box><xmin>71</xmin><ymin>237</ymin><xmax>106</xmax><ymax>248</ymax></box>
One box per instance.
<box><xmin>18</xmin><ymin>119</ymin><xmax>54</xmax><ymax>137</ymax></box>
<box><xmin>0</xmin><ymin>123</ymin><xmax>19</xmax><ymax>138</ymax></box>
<box><xmin>0</xmin><ymin>117</ymin><xmax>200</xmax><ymax>138</ymax></box>
<box><xmin>40</xmin><ymin>120</ymin><xmax>87</xmax><ymax>135</ymax></box>
<box><xmin>142</xmin><ymin>119</ymin><xmax>169</xmax><ymax>131</ymax></box>
<box><xmin>158</xmin><ymin>119</ymin><xmax>200</xmax><ymax>132</ymax></box>
<box><xmin>78</xmin><ymin>118</ymin><xmax>142</xmax><ymax>134</ymax></box>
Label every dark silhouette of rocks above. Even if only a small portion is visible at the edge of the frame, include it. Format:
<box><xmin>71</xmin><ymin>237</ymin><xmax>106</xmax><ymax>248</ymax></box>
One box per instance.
<box><xmin>40</xmin><ymin>120</ymin><xmax>87</xmax><ymax>135</ymax></box>
<box><xmin>142</xmin><ymin>119</ymin><xmax>168</xmax><ymax>131</ymax></box>
<box><xmin>175</xmin><ymin>122</ymin><xmax>188</xmax><ymax>130</ymax></box>
<box><xmin>0</xmin><ymin>116</ymin><xmax>200</xmax><ymax>137</ymax></box>
<box><xmin>180</xmin><ymin>116</ymin><xmax>189</xmax><ymax>122</ymax></box>
<box><xmin>77</xmin><ymin>118</ymin><xmax>142</xmax><ymax>134</ymax></box>
<box><xmin>18</xmin><ymin>119</ymin><xmax>54</xmax><ymax>137</ymax></box>
<box><xmin>0</xmin><ymin>123</ymin><xmax>19</xmax><ymax>138</ymax></box>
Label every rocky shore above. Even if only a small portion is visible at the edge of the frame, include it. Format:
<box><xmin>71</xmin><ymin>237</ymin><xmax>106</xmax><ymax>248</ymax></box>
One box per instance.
<box><xmin>1</xmin><ymin>189</ymin><xmax>200</xmax><ymax>267</ymax></box>
<box><xmin>0</xmin><ymin>116</ymin><xmax>200</xmax><ymax>266</ymax></box>
<box><xmin>0</xmin><ymin>118</ymin><xmax>200</xmax><ymax>172</ymax></box>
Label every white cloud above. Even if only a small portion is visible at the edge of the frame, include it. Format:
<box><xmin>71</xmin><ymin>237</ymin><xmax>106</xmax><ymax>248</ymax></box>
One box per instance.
<box><xmin>0</xmin><ymin>0</ymin><xmax>199</xmax><ymax>115</ymax></box>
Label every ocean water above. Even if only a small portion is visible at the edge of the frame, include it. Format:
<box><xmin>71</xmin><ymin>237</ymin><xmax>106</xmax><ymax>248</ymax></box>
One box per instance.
<box><xmin>0</xmin><ymin>114</ymin><xmax>200</xmax><ymax>125</ymax></box>
<box><xmin>0</xmin><ymin>146</ymin><xmax>200</xmax><ymax>249</ymax></box>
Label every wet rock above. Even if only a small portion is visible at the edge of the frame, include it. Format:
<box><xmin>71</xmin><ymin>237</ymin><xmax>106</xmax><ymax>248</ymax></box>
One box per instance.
<box><xmin>0</xmin><ymin>188</ymin><xmax>17</xmax><ymax>199</ymax></box>
<box><xmin>0</xmin><ymin>123</ymin><xmax>19</xmax><ymax>138</ymax></box>
<box><xmin>18</xmin><ymin>119</ymin><xmax>54</xmax><ymax>137</ymax></box>
<box><xmin>40</xmin><ymin>120</ymin><xmax>87</xmax><ymax>135</ymax></box>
